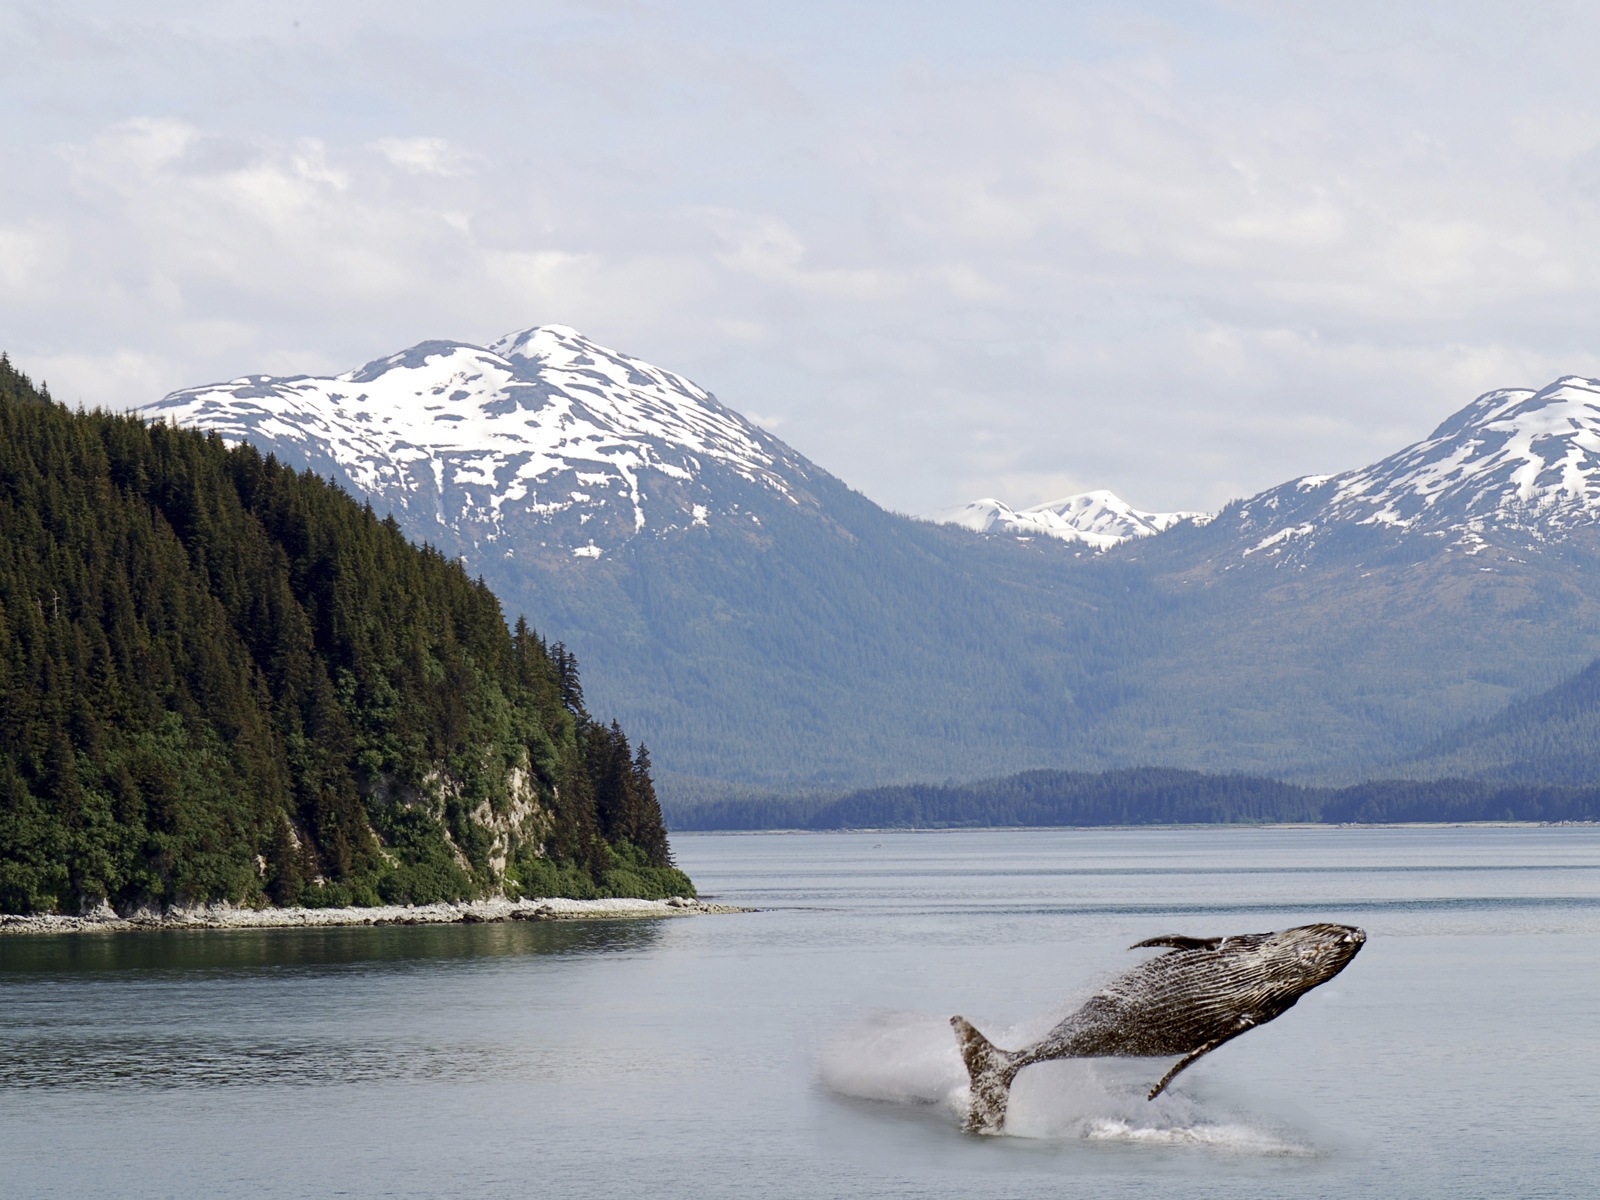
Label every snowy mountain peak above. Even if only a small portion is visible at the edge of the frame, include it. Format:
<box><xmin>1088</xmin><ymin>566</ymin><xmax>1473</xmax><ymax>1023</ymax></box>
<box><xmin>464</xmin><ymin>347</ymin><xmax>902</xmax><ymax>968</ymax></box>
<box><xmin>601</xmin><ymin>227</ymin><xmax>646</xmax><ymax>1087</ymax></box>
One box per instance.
<box><xmin>489</xmin><ymin>323</ymin><xmax>585</xmax><ymax>357</ymax></box>
<box><xmin>487</xmin><ymin>324</ymin><xmax>706</xmax><ymax>399</ymax></box>
<box><xmin>1217</xmin><ymin>374</ymin><xmax>1600</xmax><ymax>564</ymax></box>
<box><xmin>141</xmin><ymin>326</ymin><xmax>819</xmax><ymax>560</ymax></box>
<box><xmin>934</xmin><ymin>489</ymin><xmax>1206</xmax><ymax>550</ymax></box>
<box><xmin>1311</xmin><ymin>375</ymin><xmax>1600</xmax><ymax>527</ymax></box>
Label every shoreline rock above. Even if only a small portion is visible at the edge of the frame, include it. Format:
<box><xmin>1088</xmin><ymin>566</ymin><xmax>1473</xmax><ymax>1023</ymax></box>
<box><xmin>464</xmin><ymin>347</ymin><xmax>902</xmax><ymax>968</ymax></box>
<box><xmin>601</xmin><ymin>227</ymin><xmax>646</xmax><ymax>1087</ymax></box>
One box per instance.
<box><xmin>0</xmin><ymin>896</ymin><xmax>747</xmax><ymax>937</ymax></box>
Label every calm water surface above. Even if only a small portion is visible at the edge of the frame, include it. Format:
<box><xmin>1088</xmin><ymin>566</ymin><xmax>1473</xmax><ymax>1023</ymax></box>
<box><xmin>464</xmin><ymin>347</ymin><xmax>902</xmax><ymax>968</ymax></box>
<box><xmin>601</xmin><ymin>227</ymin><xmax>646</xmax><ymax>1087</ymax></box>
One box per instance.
<box><xmin>2</xmin><ymin>826</ymin><xmax>1598</xmax><ymax>1198</ymax></box>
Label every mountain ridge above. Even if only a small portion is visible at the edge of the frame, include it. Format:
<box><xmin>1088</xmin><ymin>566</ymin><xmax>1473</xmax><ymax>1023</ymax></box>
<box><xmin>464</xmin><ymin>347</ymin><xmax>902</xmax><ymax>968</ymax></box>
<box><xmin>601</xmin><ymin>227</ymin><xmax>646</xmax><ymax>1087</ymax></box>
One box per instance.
<box><xmin>149</xmin><ymin>329</ymin><xmax>1600</xmax><ymax>568</ymax></box>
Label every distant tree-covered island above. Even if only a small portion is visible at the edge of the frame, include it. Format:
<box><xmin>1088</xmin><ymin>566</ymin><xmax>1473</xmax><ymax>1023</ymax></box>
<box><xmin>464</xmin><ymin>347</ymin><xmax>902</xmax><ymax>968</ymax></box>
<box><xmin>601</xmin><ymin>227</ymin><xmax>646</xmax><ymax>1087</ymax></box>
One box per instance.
<box><xmin>0</xmin><ymin>355</ymin><xmax>691</xmax><ymax>916</ymax></box>
<box><xmin>668</xmin><ymin>767</ymin><xmax>1600</xmax><ymax>830</ymax></box>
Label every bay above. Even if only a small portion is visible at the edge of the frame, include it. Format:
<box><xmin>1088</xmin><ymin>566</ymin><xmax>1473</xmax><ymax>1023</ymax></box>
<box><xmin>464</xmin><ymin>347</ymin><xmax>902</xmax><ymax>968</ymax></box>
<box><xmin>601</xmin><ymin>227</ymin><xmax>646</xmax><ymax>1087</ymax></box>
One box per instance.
<box><xmin>2</xmin><ymin>826</ymin><xmax>1597</xmax><ymax>1198</ymax></box>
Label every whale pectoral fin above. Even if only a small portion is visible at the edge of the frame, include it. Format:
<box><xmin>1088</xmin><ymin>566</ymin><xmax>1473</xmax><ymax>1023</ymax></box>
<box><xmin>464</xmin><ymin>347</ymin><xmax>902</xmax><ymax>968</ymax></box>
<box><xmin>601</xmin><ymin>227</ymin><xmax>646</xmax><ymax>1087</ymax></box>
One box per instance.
<box><xmin>1130</xmin><ymin>935</ymin><xmax>1223</xmax><ymax>952</ymax></box>
<box><xmin>1146</xmin><ymin>1018</ymin><xmax>1258</xmax><ymax>1100</ymax></box>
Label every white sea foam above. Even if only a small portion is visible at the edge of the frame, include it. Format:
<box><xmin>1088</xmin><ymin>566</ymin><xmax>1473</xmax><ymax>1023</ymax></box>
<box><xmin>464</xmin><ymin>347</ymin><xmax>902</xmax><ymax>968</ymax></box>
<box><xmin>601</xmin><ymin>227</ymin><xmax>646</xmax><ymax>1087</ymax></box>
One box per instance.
<box><xmin>818</xmin><ymin>1010</ymin><xmax>1316</xmax><ymax>1156</ymax></box>
<box><xmin>818</xmin><ymin>1012</ymin><xmax>966</xmax><ymax>1104</ymax></box>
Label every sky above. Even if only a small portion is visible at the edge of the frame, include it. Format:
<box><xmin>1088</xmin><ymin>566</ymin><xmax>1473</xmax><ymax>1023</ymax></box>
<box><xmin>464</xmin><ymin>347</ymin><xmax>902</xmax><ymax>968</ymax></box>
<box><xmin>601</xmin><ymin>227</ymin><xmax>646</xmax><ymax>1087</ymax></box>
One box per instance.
<box><xmin>8</xmin><ymin>1</ymin><xmax>1600</xmax><ymax>516</ymax></box>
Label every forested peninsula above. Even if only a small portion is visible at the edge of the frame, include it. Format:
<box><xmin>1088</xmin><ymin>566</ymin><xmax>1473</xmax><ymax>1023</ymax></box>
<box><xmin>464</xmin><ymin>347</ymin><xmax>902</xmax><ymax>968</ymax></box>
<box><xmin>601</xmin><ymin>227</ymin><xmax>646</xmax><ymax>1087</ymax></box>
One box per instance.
<box><xmin>0</xmin><ymin>355</ymin><xmax>691</xmax><ymax>917</ymax></box>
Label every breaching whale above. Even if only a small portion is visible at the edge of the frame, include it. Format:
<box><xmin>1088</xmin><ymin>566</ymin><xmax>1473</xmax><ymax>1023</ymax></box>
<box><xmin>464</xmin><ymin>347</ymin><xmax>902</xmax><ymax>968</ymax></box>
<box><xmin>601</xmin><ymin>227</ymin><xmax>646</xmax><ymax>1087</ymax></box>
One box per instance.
<box><xmin>950</xmin><ymin>922</ymin><xmax>1365</xmax><ymax>1133</ymax></box>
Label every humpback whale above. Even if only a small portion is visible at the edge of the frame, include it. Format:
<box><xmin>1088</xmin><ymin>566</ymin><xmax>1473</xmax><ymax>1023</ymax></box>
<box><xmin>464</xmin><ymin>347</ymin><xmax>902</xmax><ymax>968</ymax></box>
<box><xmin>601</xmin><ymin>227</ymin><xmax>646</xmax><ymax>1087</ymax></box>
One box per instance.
<box><xmin>951</xmin><ymin>923</ymin><xmax>1365</xmax><ymax>1133</ymax></box>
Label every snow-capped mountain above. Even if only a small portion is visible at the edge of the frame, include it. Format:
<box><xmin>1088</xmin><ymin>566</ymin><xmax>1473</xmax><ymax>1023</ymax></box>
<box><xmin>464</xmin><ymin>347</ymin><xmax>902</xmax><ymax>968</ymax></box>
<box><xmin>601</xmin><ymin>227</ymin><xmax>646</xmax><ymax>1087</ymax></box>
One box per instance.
<box><xmin>934</xmin><ymin>490</ymin><xmax>1205</xmax><ymax>550</ymax></box>
<box><xmin>142</xmin><ymin>325</ymin><xmax>824</xmax><ymax>560</ymax></box>
<box><xmin>1201</xmin><ymin>376</ymin><xmax>1600</xmax><ymax>565</ymax></box>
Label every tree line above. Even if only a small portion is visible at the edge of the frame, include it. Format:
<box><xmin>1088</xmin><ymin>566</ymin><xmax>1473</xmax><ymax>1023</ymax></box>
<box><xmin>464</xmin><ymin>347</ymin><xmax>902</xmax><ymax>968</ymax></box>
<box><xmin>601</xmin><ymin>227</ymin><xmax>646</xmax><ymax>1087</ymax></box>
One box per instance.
<box><xmin>667</xmin><ymin>767</ymin><xmax>1600</xmax><ymax>830</ymax></box>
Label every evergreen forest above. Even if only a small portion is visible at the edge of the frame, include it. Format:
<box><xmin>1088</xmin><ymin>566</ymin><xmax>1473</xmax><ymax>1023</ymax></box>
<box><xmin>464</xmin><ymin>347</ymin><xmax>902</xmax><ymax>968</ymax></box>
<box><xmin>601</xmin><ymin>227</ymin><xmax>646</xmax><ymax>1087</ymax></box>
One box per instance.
<box><xmin>1401</xmin><ymin>655</ymin><xmax>1600</xmax><ymax>784</ymax></box>
<box><xmin>0</xmin><ymin>355</ymin><xmax>690</xmax><ymax>915</ymax></box>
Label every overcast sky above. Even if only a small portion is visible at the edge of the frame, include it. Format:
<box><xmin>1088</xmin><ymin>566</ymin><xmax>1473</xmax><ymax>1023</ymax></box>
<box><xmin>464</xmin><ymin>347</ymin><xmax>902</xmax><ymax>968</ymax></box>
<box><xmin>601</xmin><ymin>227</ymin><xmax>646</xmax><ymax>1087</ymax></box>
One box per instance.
<box><xmin>8</xmin><ymin>1</ymin><xmax>1600</xmax><ymax>515</ymax></box>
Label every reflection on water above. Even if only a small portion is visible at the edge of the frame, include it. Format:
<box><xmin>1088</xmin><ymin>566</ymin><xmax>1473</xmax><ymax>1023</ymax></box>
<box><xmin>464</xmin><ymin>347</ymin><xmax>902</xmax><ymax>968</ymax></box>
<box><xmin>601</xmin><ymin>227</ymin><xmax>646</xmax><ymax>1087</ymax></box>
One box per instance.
<box><xmin>0</xmin><ymin>1037</ymin><xmax>585</xmax><ymax>1090</ymax></box>
<box><xmin>0</xmin><ymin>916</ymin><xmax>665</xmax><ymax>977</ymax></box>
<box><xmin>0</xmin><ymin>920</ymin><xmax>669</xmax><ymax>1093</ymax></box>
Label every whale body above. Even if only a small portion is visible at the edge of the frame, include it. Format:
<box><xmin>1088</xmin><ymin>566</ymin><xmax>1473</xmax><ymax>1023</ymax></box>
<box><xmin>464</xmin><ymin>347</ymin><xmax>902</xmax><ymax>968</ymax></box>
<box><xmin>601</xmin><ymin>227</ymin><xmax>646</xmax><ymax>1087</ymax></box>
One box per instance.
<box><xmin>951</xmin><ymin>923</ymin><xmax>1366</xmax><ymax>1133</ymax></box>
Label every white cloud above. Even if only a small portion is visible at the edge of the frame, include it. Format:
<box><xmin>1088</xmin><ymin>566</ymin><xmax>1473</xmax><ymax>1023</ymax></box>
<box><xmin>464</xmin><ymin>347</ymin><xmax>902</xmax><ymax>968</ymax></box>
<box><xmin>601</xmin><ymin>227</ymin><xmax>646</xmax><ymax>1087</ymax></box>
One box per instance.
<box><xmin>0</xmin><ymin>225</ymin><xmax>47</xmax><ymax>290</ymax></box>
<box><xmin>9</xmin><ymin>2</ymin><xmax>1600</xmax><ymax>515</ymax></box>
<box><xmin>27</xmin><ymin>348</ymin><xmax>179</xmax><ymax>413</ymax></box>
<box><xmin>374</xmin><ymin>137</ymin><xmax>464</xmax><ymax>177</ymax></box>
<box><xmin>702</xmin><ymin>209</ymin><xmax>901</xmax><ymax>301</ymax></box>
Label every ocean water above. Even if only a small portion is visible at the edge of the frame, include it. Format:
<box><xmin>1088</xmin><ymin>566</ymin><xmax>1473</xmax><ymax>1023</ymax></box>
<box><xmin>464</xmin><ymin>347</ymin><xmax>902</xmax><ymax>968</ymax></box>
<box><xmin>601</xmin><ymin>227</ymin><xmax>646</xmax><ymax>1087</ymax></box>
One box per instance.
<box><xmin>1</xmin><ymin>826</ymin><xmax>1597</xmax><ymax>1198</ymax></box>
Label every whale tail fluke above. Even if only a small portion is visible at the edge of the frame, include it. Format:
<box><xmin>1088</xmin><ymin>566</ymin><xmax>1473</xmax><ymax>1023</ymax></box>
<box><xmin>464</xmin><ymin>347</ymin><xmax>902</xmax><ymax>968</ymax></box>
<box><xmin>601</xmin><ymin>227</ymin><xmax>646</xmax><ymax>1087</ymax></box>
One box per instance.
<box><xmin>950</xmin><ymin>1015</ymin><xmax>1022</xmax><ymax>1134</ymax></box>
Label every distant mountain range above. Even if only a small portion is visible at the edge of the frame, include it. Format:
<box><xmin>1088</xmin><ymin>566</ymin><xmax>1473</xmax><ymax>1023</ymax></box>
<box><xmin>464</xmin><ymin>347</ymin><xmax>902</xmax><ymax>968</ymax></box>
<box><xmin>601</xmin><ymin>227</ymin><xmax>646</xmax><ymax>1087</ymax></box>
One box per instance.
<box><xmin>145</xmin><ymin>328</ymin><xmax>1600</xmax><ymax>797</ymax></box>
<box><xmin>930</xmin><ymin>491</ymin><xmax>1205</xmax><ymax>550</ymax></box>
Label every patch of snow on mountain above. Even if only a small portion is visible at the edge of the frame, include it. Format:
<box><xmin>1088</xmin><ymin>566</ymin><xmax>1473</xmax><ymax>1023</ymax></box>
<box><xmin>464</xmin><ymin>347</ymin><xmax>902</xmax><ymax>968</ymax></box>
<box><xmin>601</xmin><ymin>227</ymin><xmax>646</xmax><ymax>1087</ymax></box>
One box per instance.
<box><xmin>933</xmin><ymin>490</ymin><xmax>1206</xmax><ymax>550</ymax></box>
<box><xmin>1244</xmin><ymin>523</ymin><xmax>1315</xmax><ymax>557</ymax></box>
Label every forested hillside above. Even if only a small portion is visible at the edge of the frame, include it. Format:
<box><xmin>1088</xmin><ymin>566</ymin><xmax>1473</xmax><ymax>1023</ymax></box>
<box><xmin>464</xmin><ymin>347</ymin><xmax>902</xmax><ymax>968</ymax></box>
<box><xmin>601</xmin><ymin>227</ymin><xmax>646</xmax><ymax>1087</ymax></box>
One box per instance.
<box><xmin>0</xmin><ymin>355</ymin><xmax>689</xmax><ymax>915</ymax></box>
<box><xmin>668</xmin><ymin>767</ymin><xmax>1600</xmax><ymax>829</ymax></box>
<box><xmin>1402</xmin><ymin>656</ymin><xmax>1600</xmax><ymax>784</ymax></box>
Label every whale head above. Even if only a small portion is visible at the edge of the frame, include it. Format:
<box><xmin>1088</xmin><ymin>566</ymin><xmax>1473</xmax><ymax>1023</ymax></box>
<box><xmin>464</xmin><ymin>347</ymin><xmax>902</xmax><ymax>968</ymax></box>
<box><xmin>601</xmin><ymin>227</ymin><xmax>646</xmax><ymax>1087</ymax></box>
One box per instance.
<box><xmin>1256</xmin><ymin>923</ymin><xmax>1366</xmax><ymax>996</ymax></box>
<box><xmin>1135</xmin><ymin>922</ymin><xmax>1366</xmax><ymax>1007</ymax></box>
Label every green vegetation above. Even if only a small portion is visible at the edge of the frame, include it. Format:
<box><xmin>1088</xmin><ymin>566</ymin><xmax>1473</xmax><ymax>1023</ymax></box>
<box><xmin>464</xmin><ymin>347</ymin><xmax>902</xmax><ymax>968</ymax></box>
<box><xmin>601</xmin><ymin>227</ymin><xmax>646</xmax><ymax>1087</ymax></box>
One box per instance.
<box><xmin>0</xmin><ymin>355</ymin><xmax>691</xmax><ymax>915</ymax></box>
<box><xmin>1403</xmin><ymin>655</ymin><xmax>1600</xmax><ymax>784</ymax></box>
<box><xmin>667</xmin><ymin>767</ymin><xmax>1600</xmax><ymax>829</ymax></box>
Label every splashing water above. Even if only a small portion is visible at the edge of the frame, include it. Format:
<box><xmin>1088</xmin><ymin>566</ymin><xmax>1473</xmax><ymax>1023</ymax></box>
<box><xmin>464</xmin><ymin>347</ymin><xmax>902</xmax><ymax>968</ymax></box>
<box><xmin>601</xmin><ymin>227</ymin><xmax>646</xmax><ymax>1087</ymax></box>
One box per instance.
<box><xmin>817</xmin><ymin>1011</ymin><xmax>1317</xmax><ymax>1156</ymax></box>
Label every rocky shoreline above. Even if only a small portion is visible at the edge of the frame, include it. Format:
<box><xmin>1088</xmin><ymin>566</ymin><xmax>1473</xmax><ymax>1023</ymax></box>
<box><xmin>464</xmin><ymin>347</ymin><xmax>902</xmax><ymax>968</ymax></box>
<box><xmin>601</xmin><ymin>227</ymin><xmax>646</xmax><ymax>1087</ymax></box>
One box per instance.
<box><xmin>0</xmin><ymin>895</ymin><xmax>746</xmax><ymax>936</ymax></box>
